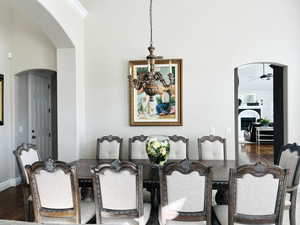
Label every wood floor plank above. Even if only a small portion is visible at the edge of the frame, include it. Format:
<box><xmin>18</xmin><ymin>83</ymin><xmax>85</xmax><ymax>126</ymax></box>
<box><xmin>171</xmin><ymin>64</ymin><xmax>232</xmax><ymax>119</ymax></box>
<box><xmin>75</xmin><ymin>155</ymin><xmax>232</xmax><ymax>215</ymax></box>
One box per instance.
<box><xmin>0</xmin><ymin>185</ymin><xmax>24</xmax><ymax>221</ymax></box>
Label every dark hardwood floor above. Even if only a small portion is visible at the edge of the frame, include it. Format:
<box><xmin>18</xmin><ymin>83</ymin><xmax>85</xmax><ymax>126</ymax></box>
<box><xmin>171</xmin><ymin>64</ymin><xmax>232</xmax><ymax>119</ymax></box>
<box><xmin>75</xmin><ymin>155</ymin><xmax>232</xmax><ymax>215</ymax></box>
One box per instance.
<box><xmin>0</xmin><ymin>185</ymin><xmax>24</xmax><ymax>221</ymax></box>
<box><xmin>239</xmin><ymin>143</ymin><xmax>274</xmax><ymax>163</ymax></box>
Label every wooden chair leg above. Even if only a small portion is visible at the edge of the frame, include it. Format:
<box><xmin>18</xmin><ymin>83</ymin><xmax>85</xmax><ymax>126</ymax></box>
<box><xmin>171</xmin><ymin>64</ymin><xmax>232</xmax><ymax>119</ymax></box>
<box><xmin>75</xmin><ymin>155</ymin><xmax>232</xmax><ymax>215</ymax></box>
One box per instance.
<box><xmin>28</xmin><ymin>200</ymin><xmax>34</xmax><ymax>222</ymax></box>
<box><xmin>289</xmin><ymin>192</ymin><xmax>297</xmax><ymax>225</ymax></box>
<box><xmin>22</xmin><ymin>185</ymin><xmax>31</xmax><ymax>221</ymax></box>
<box><xmin>24</xmin><ymin>199</ymin><xmax>29</xmax><ymax>221</ymax></box>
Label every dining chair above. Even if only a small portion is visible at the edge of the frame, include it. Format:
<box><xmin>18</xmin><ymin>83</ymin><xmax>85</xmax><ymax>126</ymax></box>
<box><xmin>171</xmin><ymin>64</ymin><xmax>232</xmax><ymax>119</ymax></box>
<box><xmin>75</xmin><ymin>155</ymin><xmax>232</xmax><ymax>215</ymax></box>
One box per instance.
<box><xmin>129</xmin><ymin>135</ymin><xmax>148</xmax><ymax>160</ymax></box>
<box><xmin>96</xmin><ymin>135</ymin><xmax>123</xmax><ymax>160</ymax></box>
<box><xmin>279</xmin><ymin>143</ymin><xmax>300</xmax><ymax>225</ymax></box>
<box><xmin>198</xmin><ymin>135</ymin><xmax>227</xmax><ymax>161</ymax></box>
<box><xmin>91</xmin><ymin>160</ymin><xmax>151</xmax><ymax>225</ymax></box>
<box><xmin>26</xmin><ymin>159</ymin><xmax>96</xmax><ymax>224</ymax></box>
<box><xmin>13</xmin><ymin>143</ymin><xmax>40</xmax><ymax>221</ymax></box>
<box><xmin>197</xmin><ymin>135</ymin><xmax>226</xmax><ymax>206</ymax></box>
<box><xmin>168</xmin><ymin>135</ymin><xmax>189</xmax><ymax>160</ymax></box>
<box><xmin>214</xmin><ymin>162</ymin><xmax>288</xmax><ymax>225</ymax></box>
<box><xmin>159</xmin><ymin>160</ymin><xmax>212</xmax><ymax>225</ymax></box>
<box><xmin>129</xmin><ymin>135</ymin><xmax>154</xmax><ymax>203</ymax></box>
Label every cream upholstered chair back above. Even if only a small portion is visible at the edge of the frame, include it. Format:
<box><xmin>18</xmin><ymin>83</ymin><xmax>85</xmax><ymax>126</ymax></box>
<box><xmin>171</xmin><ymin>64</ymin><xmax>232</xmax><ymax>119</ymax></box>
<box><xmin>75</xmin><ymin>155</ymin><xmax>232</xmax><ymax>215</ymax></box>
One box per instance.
<box><xmin>279</xmin><ymin>143</ymin><xmax>300</xmax><ymax>188</ymax></box>
<box><xmin>160</xmin><ymin>160</ymin><xmax>212</xmax><ymax>225</ymax></box>
<box><xmin>91</xmin><ymin>160</ymin><xmax>144</xmax><ymax>224</ymax></box>
<box><xmin>198</xmin><ymin>135</ymin><xmax>226</xmax><ymax>160</ymax></box>
<box><xmin>279</xmin><ymin>143</ymin><xmax>300</xmax><ymax>225</ymax></box>
<box><xmin>168</xmin><ymin>135</ymin><xmax>189</xmax><ymax>160</ymax></box>
<box><xmin>26</xmin><ymin>159</ymin><xmax>80</xmax><ymax>224</ymax></box>
<box><xmin>228</xmin><ymin>162</ymin><xmax>288</xmax><ymax>225</ymax></box>
<box><xmin>14</xmin><ymin>143</ymin><xmax>40</xmax><ymax>184</ymax></box>
<box><xmin>96</xmin><ymin>135</ymin><xmax>123</xmax><ymax>160</ymax></box>
<box><xmin>129</xmin><ymin>135</ymin><xmax>148</xmax><ymax>160</ymax></box>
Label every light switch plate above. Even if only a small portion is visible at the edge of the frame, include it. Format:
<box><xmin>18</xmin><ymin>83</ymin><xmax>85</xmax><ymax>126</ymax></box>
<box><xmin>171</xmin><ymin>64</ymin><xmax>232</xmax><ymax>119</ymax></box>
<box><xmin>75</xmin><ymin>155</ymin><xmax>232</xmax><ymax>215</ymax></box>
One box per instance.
<box><xmin>18</xmin><ymin>126</ymin><xmax>23</xmax><ymax>133</ymax></box>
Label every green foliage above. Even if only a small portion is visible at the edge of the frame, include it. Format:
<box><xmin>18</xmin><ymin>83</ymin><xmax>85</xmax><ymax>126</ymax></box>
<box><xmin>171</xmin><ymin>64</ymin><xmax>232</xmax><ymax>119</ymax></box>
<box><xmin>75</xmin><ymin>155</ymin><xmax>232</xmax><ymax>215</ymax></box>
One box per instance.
<box><xmin>156</xmin><ymin>95</ymin><xmax>175</xmax><ymax>106</ymax></box>
<box><xmin>169</xmin><ymin>96</ymin><xmax>175</xmax><ymax>105</ymax></box>
<box><xmin>260</xmin><ymin>118</ymin><xmax>271</xmax><ymax>126</ymax></box>
<box><xmin>156</xmin><ymin>96</ymin><xmax>162</xmax><ymax>104</ymax></box>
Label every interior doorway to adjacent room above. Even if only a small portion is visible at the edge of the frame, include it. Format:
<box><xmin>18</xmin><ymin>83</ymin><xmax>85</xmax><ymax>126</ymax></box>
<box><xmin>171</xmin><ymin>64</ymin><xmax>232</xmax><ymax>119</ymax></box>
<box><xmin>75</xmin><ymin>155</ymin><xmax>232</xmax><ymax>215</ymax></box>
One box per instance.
<box><xmin>234</xmin><ymin>63</ymin><xmax>287</xmax><ymax>164</ymax></box>
<box><xmin>15</xmin><ymin>69</ymin><xmax>58</xmax><ymax>160</ymax></box>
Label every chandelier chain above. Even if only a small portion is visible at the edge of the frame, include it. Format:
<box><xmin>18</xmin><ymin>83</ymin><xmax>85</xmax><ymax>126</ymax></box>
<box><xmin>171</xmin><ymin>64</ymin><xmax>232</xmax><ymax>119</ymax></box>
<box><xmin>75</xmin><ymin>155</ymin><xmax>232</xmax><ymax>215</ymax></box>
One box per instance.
<box><xmin>128</xmin><ymin>0</ymin><xmax>175</xmax><ymax>102</ymax></box>
<box><xmin>150</xmin><ymin>0</ymin><xmax>153</xmax><ymax>46</ymax></box>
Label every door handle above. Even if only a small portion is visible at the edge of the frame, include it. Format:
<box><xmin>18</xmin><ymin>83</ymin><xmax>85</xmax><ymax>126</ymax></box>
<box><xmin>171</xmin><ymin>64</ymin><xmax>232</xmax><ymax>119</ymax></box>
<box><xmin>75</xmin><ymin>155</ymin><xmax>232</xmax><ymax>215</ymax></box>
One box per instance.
<box><xmin>32</xmin><ymin>135</ymin><xmax>36</xmax><ymax>139</ymax></box>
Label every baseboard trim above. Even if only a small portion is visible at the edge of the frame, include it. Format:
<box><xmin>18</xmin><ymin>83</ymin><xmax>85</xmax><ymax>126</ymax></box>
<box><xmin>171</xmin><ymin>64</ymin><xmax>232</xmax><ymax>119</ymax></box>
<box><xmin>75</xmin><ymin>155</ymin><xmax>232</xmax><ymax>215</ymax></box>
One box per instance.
<box><xmin>0</xmin><ymin>177</ymin><xmax>21</xmax><ymax>192</ymax></box>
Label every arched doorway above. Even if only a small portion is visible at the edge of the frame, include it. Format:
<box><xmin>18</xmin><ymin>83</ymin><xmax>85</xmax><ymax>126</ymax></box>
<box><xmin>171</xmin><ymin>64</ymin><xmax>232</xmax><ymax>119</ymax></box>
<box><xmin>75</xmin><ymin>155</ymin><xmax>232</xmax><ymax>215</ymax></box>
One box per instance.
<box><xmin>234</xmin><ymin>63</ymin><xmax>288</xmax><ymax>164</ymax></box>
<box><xmin>15</xmin><ymin>69</ymin><xmax>57</xmax><ymax>160</ymax></box>
<box><xmin>10</xmin><ymin>0</ymin><xmax>86</xmax><ymax>162</ymax></box>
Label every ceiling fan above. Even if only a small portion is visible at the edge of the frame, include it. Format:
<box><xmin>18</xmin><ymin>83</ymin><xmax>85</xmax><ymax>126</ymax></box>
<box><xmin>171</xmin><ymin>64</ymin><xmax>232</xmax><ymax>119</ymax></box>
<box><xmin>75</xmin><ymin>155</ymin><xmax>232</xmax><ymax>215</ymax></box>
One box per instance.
<box><xmin>249</xmin><ymin>63</ymin><xmax>273</xmax><ymax>81</ymax></box>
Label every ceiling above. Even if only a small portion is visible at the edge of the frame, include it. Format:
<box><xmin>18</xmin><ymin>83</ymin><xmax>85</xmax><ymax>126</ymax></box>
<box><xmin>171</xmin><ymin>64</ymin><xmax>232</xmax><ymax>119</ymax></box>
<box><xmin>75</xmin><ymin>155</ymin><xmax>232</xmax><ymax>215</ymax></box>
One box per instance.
<box><xmin>238</xmin><ymin>63</ymin><xmax>273</xmax><ymax>93</ymax></box>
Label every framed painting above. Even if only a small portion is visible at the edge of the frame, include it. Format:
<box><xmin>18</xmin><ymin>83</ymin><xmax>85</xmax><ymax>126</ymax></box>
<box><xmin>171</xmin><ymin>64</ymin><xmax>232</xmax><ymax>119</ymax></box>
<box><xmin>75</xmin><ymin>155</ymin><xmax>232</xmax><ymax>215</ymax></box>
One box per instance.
<box><xmin>129</xmin><ymin>59</ymin><xmax>183</xmax><ymax>126</ymax></box>
<box><xmin>0</xmin><ymin>74</ymin><xmax>3</xmax><ymax>126</ymax></box>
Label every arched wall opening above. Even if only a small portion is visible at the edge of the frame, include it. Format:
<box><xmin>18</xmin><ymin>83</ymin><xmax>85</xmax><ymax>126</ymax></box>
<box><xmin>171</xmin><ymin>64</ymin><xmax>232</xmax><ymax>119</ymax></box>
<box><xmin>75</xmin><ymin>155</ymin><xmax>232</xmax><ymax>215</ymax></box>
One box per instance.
<box><xmin>234</xmin><ymin>62</ymin><xmax>288</xmax><ymax>164</ymax></box>
<box><xmin>9</xmin><ymin>0</ymin><xmax>87</xmax><ymax>177</ymax></box>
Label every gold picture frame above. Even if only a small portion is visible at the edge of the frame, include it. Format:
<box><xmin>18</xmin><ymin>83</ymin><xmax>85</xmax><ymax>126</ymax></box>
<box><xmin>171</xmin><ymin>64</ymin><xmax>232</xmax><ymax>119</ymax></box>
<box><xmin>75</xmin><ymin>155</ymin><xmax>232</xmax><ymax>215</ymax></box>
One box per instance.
<box><xmin>129</xmin><ymin>59</ymin><xmax>183</xmax><ymax>126</ymax></box>
<box><xmin>0</xmin><ymin>74</ymin><xmax>3</xmax><ymax>126</ymax></box>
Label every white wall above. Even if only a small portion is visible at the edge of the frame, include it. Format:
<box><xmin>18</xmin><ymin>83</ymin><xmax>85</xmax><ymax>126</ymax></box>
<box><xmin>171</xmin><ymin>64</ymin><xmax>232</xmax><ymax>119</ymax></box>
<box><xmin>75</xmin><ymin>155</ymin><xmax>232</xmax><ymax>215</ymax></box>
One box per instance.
<box><xmin>15</xmin><ymin>74</ymin><xmax>29</xmax><ymax>146</ymax></box>
<box><xmin>0</xmin><ymin>0</ymin><xmax>56</xmax><ymax>187</ymax></box>
<box><xmin>11</xmin><ymin>7</ymin><xmax>56</xmax><ymax>75</ymax></box>
<box><xmin>0</xmin><ymin>1</ymin><xmax>13</xmax><ymax>185</ymax></box>
<box><xmin>57</xmin><ymin>48</ymin><xmax>78</xmax><ymax>161</ymax></box>
<box><xmin>82</xmin><ymin>0</ymin><xmax>300</xmax><ymax>160</ymax></box>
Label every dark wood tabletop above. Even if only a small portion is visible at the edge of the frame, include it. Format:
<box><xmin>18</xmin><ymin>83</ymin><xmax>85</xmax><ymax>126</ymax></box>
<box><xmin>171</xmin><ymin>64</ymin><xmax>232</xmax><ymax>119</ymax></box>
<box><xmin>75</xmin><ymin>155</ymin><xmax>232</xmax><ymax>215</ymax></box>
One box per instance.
<box><xmin>71</xmin><ymin>159</ymin><xmax>239</xmax><ymax>184</ymax></box>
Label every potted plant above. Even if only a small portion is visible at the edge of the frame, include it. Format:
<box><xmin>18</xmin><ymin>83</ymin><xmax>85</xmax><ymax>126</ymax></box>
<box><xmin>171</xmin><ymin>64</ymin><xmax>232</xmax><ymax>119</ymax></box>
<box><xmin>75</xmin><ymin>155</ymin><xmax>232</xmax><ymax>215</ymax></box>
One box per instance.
<box><xmin>259</xmin><ymin>118</ymin><xmax>271</xmax><ymax>126</ymax></box>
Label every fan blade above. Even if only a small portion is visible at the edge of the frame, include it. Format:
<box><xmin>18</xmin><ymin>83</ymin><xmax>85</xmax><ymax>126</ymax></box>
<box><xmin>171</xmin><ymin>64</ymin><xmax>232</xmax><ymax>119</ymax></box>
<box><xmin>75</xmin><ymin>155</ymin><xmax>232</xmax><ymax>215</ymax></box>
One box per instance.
<box><xmin>260</xmin><ymin>73</ymin><xmax>273</xmax><ymax>79</ymax></box>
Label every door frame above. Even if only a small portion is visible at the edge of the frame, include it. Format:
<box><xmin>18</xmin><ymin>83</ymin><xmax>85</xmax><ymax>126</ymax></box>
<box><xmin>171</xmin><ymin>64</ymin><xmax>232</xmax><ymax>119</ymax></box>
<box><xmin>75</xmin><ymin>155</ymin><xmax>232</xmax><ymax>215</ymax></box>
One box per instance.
<box><xmin>15</xmin><ymin>69</ymin><xmax>58</xmax><ymax>161</ymax></box>
<box><xmin>234</xmin><ymin>62</ymin><xmax>288</xmax><ymax>164</ymax></box>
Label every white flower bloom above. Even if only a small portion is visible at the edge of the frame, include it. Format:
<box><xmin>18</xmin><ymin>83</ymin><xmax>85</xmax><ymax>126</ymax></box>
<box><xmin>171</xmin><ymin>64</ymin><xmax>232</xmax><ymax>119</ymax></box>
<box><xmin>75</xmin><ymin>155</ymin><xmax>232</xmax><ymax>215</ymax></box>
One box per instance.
<box><xmin>152</xmin><ymin>141</ymin><xmax>161</xmax><ymax>149</ymax></box>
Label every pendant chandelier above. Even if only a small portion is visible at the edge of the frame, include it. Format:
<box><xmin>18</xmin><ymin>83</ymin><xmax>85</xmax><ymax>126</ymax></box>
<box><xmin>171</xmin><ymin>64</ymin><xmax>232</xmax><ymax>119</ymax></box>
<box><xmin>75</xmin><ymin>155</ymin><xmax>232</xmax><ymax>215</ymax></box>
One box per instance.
<box><xmin>128</xmin><ymin>0</ymin><xmax>175</xmax><ymax>102</ymax></box>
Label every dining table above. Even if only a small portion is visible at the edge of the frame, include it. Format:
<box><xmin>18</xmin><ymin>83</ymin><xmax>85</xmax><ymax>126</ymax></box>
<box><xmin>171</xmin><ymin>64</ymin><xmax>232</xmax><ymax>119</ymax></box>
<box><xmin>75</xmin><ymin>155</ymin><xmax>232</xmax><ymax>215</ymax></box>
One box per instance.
<box><xmin>71</xmin><ymin>159</ymin><xmax>239</xmax><ymax>225</ymax></box>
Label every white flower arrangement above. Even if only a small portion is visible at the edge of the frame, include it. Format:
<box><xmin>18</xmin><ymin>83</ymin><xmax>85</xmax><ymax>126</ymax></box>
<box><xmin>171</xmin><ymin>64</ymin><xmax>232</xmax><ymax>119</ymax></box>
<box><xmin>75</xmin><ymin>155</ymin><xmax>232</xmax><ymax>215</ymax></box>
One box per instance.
<box><xmin>146</xmin><ymin>136</ymin><xmax>170</xmax><ymax>166</ymax></box>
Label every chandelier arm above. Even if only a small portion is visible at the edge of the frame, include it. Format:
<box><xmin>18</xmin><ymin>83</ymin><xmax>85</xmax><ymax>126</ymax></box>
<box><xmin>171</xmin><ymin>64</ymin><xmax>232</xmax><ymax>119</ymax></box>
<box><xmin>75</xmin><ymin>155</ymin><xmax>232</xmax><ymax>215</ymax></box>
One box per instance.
<box><xmin>155</xmin><ymin>72</ymin><xmax>170</xmax><ymax>88</ymax></box>
<box><xmin>153</xmin><ymin>71</ymin><xmax>161</xmax><ymax>80</ymax></box>
<box><xmin>128</xmin><ymin>76</ymin><xmax>143</xmax><ymax>90</ymax></box>
<box><xmin>168</xmin><ymin>72</ymin><xmax>175</xmax><ymax>85</ymax></box>
<box><xmin>134</xmin><ymin>80</ymin><xmax>144</xmax><ymax>90</ymax></box>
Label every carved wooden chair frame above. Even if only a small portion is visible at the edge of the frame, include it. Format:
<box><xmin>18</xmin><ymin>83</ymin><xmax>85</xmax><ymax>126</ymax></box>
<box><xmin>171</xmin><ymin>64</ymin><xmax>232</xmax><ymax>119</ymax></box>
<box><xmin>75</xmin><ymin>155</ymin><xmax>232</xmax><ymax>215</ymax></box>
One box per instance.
<box><xmin>13</xmin><ymin>143</ymin><xmax>39</xmax><ymax>221</ymax></box>
<box><xmin>91</xmin><ymin>160</ymin><xmax>144</xmax><ymax>224</ymax></box>
<box><xmin>228</xmin><ymin>162</ymin><xmax>288</xmax><ymax>225</ymax></box>
<box><xmin>25</xmin><ymin>159</ymin><xmax>81</xmax><ymax>224</ymax></box>
<box><xmin>279</xmin><ymin>143</ymin><xmax>300</xmax><ymax>225</ymax></box>
<box><xmin>198</xmin><ymin>135</ymin><xmax>227</xmax><ymax>160</ymax></box>
<box><xmin>159</xmin><ymin>160</ymin><xmax>212</xmax><ymax>225</ymax></box>
<box><xmin>168</xmin><ymin>135</ymin><xmax>189</xmax><ymax>160</ymax></box>
<box><xmin>96</xmin><ymin>135</ymin><xmax>123</xmax><ymax>160</ymax></box>
<box><xmin>14</xmin><ymin>143</ymin><xmax>40</xmax><ymax>184</ymax></box>
<box><xmin>129</xmin><ymin>135</ymin><xmax>148</xmax><ymax>160</ymax></box>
